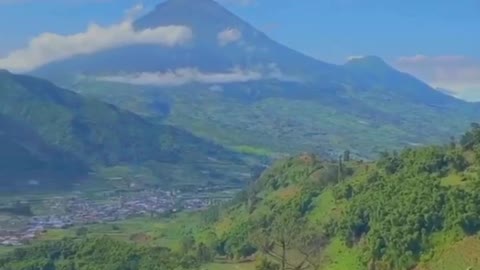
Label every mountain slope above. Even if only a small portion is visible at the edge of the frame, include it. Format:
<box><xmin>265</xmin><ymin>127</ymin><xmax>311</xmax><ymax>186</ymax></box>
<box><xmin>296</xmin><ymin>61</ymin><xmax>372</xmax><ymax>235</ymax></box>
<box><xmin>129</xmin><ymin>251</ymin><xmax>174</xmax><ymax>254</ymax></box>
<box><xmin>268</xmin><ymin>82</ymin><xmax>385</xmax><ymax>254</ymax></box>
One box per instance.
<box><xmin>0</xmin><ymin>113</ymin><xmax>87</xmax><ymax>188</ymax></box>
<box><xmin>343</xmin><ymin>56</ymin><xmax>465</xmax><ymax>106</ymax></box>
<box><xmin>72</xmin><ymin>71</ymin><xmax>479</xmax><ymax>159</ymax></box>
<box><xmin>30</xmin><ymin>0</ymin><xmax>480</xmax><ymax>159</ymax></box>
<box><xmin>0</xmin><ymin>70</ymin><xmax>248</xmax><ymax>187</ymax></box>
<box><xmin>189</xmin><ymin>124</ymin><xmax>480</xmax><ymax>270</ymax></box>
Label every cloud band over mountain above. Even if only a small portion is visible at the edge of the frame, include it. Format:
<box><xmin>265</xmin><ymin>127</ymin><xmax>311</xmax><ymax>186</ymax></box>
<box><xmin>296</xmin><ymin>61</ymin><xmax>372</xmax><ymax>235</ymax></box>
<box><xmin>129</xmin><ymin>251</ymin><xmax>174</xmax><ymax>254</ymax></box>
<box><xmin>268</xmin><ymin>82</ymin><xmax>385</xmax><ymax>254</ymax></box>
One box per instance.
<box><xmin>96</xmin><ymin>64</ymin><xmax>301</xmax><ymax>86</ymax></box>
<box><xmin>0</xmin><ymin>12</ymin><xmax>192</xmax><ymax>72</ymax></box>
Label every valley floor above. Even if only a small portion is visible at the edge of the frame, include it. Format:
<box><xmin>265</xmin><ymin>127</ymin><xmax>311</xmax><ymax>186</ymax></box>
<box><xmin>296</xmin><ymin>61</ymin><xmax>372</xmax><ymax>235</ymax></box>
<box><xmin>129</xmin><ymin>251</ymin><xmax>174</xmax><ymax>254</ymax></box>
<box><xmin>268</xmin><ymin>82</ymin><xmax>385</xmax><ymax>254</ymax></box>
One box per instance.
<box><xmin>0</xmin><ymin>185</ymin><xmax>238</xmax><ymax>248</ymax></box>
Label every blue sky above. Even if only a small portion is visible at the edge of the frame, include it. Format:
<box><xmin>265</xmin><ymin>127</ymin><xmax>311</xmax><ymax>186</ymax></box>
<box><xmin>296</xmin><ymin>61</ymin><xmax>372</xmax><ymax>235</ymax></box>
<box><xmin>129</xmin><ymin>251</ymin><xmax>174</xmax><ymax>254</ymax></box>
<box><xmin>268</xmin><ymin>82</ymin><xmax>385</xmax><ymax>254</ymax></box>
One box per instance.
<box><xmin>232</xmin><ymin>0</ymin><xmax>480</xmax><ymax>63</ymax></box>
<box><xmin>0</xmin><ymin>0</ymin><xmax>479</xmax><ymax>99</ymax></box>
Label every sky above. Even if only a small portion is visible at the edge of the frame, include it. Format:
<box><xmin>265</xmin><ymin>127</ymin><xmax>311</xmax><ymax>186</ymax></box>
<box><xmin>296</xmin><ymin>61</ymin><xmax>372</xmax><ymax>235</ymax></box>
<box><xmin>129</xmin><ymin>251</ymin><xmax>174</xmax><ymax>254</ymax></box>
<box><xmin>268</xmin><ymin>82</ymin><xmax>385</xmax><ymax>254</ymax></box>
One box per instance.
<box><xmin>0</xmin><ymin>0</ymin><xmax>479</xmax><ymax>100</ymax></box>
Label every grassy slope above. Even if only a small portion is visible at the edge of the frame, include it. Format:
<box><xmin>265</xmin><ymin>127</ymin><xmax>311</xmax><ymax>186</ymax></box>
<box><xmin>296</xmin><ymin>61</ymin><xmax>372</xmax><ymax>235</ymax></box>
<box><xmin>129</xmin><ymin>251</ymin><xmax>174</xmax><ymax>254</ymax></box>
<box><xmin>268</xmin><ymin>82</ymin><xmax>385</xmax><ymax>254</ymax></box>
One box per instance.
<box><xmin>415</xmin><ymin>236</ymin><xmax>480</xmax><ymax>270</ymax></box>
<box><xmin>70</xmin><ymin>79</ymin><xmax>476</xmax><ymax>160</ymax></box>
<box><xmin>320</xmin><ymin>238</ymin><xmax>363</xmax><ymax>270</ymax></box>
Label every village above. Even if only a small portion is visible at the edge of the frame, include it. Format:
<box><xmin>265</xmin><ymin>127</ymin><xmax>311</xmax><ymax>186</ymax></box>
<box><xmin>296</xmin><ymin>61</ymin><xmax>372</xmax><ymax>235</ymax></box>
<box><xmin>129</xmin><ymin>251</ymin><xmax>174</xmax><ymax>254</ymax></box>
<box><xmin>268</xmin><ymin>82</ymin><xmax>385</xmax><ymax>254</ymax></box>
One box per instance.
<box><xmin>0</xmin><ymin>187</ymin><xmax>236</xmax><ymax>247</ymax></box>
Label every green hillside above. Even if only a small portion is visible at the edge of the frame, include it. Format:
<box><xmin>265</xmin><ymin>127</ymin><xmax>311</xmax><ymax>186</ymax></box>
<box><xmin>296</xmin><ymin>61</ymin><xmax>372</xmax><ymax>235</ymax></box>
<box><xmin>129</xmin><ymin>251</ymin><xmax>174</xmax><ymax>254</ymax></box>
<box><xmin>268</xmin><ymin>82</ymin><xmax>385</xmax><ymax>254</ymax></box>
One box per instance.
<box><xmin>0</xmin><ymin>71</ymin><xmax>250</xmax><ymax>189</ymax></box>
<box><xmin>0</xmin><ymin>114</ymin><xmax>87</xmax><ymax>189</ymax></box>
<box><xmin>181</xmin><ymin>124</ymin><xmax>480</xmax><ymax>270</ymax></box>
<box><xmin>69</xmin><ymin>73</ymin><xmax>479</xmax><ymax>160</ymax></box>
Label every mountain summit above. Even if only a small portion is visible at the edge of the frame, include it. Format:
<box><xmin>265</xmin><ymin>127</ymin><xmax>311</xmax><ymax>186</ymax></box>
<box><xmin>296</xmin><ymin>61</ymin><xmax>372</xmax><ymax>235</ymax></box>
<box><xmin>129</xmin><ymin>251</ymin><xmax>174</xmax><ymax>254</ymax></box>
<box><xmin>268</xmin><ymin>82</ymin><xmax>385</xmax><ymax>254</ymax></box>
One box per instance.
<box><xmin>33</xmin><ymin>0</ymin><xmax>336</xmax><ymax>78</ymax></box>
<box><xmin>345</xmin><ymin>56</ymin><xmax>394</xmax><ymax>71</ymax></box>
<box><xmin>136</xmin><ymin>0</ymin><xmax>249</xmax><ymax>34</ymax></box>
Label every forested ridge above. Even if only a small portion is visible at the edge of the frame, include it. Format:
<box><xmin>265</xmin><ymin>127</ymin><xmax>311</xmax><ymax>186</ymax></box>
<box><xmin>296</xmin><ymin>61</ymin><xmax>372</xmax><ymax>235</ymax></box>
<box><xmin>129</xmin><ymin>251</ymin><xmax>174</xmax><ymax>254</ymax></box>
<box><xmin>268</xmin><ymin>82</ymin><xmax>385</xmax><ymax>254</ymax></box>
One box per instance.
<box><xmin>0</xmin><ymin>71</ymin><xmax>235</xmax><ymax>166</ymax></box>
<box><xmin>0</xmin><ymin>68</ymin><xmax>246</xmax><ymax>189</ymax></box>
<box><xmin>193</xmin><ymin>123</ymin><xmax>480</xmax><ymax>270</ymax></box>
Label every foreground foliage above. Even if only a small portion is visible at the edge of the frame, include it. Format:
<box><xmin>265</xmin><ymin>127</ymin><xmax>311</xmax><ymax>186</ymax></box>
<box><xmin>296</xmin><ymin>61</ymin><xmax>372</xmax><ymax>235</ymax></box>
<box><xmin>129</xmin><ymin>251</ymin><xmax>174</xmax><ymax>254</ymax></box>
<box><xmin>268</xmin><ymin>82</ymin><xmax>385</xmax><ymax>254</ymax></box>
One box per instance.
<box><xmin>193</xmin><ymin>124</ymin><xmax>480</xmax><ymax>270</ymax></box>
<box><xmin>0</xmin><ymin>236</ymin><xmax>200</xmax><ymax>270</ymax></box>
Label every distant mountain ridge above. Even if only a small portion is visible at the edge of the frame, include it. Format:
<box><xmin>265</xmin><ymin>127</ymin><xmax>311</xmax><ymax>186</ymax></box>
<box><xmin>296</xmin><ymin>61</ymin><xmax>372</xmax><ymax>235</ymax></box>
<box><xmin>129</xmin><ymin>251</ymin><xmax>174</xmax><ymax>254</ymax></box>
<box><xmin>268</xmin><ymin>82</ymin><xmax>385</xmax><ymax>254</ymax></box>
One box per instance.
<box><xmin>30</xmin><ymin>0</ymin><xmax>480</xmax><ymax>158</ymax></box>
<box><xmin>343</xmin><ymin>56</ymin><xmax>465</xmax><ymax>105</ymax></box>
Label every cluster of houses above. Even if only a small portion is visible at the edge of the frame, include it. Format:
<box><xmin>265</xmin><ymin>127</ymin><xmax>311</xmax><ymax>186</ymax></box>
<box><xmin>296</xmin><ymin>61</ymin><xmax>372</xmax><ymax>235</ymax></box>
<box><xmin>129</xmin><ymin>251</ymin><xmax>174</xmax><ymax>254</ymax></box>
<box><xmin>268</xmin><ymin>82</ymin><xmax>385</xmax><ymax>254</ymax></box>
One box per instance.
<box><xmin>0</xmin><ymin>217</ymin><xmax>66</xmax><ymax>246</ymax></box>
<box><xmin>0</xmin><ymin>187</ymin><xmax>232</xmax><ymax>247</ymax></box>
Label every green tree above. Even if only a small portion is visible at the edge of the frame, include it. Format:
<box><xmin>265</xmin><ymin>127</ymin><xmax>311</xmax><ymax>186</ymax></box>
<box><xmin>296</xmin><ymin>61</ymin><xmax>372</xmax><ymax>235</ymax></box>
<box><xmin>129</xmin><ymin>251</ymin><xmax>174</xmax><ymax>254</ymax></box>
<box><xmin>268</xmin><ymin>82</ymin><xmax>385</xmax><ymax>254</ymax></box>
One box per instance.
<box><xmin>461</xmin><ymin>122</ymin><xmax>480</xmax><ymax>149</ymax></box>
<box><xmin>473</xmin><ymin>145</ymin><xmax>480</xmax><ymax>165</ymax></box>
<box><xmin>252</xmin><ymin>208</ymin><xmax>325</xmax><ymax>270</ymax></box>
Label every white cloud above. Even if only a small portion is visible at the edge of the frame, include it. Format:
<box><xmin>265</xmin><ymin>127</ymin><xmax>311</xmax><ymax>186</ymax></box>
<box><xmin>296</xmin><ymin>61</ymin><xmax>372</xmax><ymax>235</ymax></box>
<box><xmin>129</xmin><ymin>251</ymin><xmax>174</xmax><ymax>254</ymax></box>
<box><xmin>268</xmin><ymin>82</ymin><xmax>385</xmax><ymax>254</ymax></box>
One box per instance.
<box><xmin>98</xmin><ymin>68</ymin><xmax>261</xmax><ymax>86</ymax></box>
<box><xmin>394</xmin><ymin>55</ymin><xmax>480</xmax><ymax>101</ymax></box>
<box><xmin>0</xmin><ymin>5</ymin><xmax>192</xmax><ymax>72</ymax></box>
<box><xmin>96</xmin><ymin>65</ymin><xmax>301</xmax><ymax>86</ymax></box>
<box><xmin>347</xmin><ymin>55</ymin><xmax>365</xmax><ymax>61</ymax></box>
<box><xmin>265</xmin><ymin>62</ymin><xmax>302</xmax><ymax>82</ymax></box>
<box><xmin>217</xmin><ymin>28</ymin><xmax>243</xmax><ymax>46</ymax></box>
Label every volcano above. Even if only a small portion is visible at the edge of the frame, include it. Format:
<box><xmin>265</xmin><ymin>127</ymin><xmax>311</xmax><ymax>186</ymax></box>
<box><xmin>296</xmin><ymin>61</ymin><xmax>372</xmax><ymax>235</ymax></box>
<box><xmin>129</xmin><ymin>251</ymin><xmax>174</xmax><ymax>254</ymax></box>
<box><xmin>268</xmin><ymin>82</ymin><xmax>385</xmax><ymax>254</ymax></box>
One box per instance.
<box><xmin>30</xmin><ymin>0</ymin><xmax>480</xmax><ymax>158</ymax></box>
